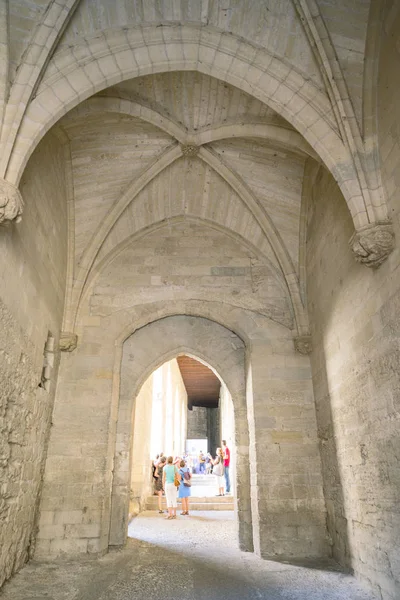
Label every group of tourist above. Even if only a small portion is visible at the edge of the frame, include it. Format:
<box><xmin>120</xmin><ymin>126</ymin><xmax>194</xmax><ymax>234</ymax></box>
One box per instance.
<box><xmin>196</xmin><ymin>450</ymin><xmax>216</xmax><ymax>474</ymax></box>
<box><xmin>152</xmin><ymin>441</ymin><xmax>231</xmax><ymax>519</ymax></box>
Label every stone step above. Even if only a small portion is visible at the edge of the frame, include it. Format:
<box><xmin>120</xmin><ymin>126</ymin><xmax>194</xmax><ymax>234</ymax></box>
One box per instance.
<box><xmin>146</xmin><ymin>495</ymin><xmax>234</xmax><ymax>511</ymax></box>
<box><xmin>191</xmin><ymin>483</ymin><xmax>216</xmax><ymax>487</ymax></box>
<box><xmin>145</xmin><ymin>501</ymin><xmax>234</xmax><ymax>511</ymax></box>
<box><xmin>190</xmin><ymin>480</ymin><xmax>220</xmax><ymax>486</ymax></box>
<box><xmin>147</xmin><ymin>495</ymin><xmax>232</xmax><ymax>503</ymax></box>
<box><xmin>191</xmin><ymin>485</ymin><xmax>216</xmax><ymax>488</ymax></box>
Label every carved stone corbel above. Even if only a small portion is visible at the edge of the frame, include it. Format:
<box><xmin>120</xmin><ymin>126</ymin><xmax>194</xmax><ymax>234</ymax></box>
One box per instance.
<box><xmin>181</xmin><ymin>144</ymin><xmax>199</xmax><ymax>157</ymax></box>
<box><xmin>349</xmin><ymin>222</ymin><xmax>394</xmax><ymax>268</ymax></box>
<box><xmin>0</xmin><ymin>179</ymin><xmax>24</xmax><ymax>224</ymax></box>
<box><xmin>59</xmin><ymin>332</ymin><xmax>78</xmax><ymax>352</ymax></box>
<box><xmin>294</xmin><ymin>335</ymin><xmax>312</xmax><ymax>355</ymax></box>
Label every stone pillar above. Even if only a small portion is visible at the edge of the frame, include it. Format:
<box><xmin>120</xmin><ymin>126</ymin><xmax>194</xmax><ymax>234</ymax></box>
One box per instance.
<box><xmin>234</xmin><ymin>390</ymin><xmax>253</xmax><ymax>553</ymax></box>
<box><xmin>35</xmin><ymin>340</ymin><xmax>116</xmax><ymax>557</ymax></box>
<box><xmin>247</xmin><ymin>339</ymin><xmax>329</xmax><ymax>560</ymax></box>
<box><xmin>109</xmin><ymin>350</ymin><xmax>135</xmax><ymax>547</ymax></box>
<box><xmin>129</xmin><ymin>376</ymin><xmax>154</xmax><ymax>516</ymax></box>
<box><xmin>207</xmin><ymin>407</ymin><xmax>219</xmax><ymax>456</ymax></box>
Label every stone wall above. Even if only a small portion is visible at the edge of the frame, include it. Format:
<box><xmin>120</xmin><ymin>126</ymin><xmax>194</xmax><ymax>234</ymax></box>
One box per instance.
<box><xmin>208</xmin><ymin>407</ymin><xmax>220</xmax><ymax>458</ymax></box>
<box><xmin>30</xmin><ymin>141</ymin><xmax>330</xmax><ymax>564</ymax></box>
<box><xmin>0</xmin><ymin>133</ymin><xmax>68</xmax><ymax>586</ymax></box>
<box><xmin>148</xmin><ymin>358</ymin><xmax>187</xmax><ymax>459</ymax></box>
<box><xmin>187</xmin><ymin>406</ymin><xmax>208</xmax><ymax>440</ymax></box>
<box><xmin>187</xmin><ymin>405</ymin><xmax>220</xmax><ymax>455</ymax></box>
<box><xmin>220</xmin><ymin>384</ymin><xmax>235</xmax><ymax>492</ymax></box>
<box><xmin>90</xmin><ymin>219</ymin><xmax>292</xmax><ymax>332</ymax></box>
<box><xmin>129</xmin><ymin>376</ymin><xmax>153</xmax><ymax>517</ymax></box>
<box><xmin>306</xmin><ymin>158</ymin><xmax>400</xmax><ymax>597</ymax></box>
<box><xmin>220</xmin><ymin>384</ymin><xmax>235</xmax><ymax>452</ymax></box>
<box><xmin>38</xmin><ymin>290</ymin><xmax>329</xmax><ymax>562</ymax></box>
<box><xmin>248</xmin><ymin>338</ymin><xmax>328</xmax><ymax>560</ymax></box>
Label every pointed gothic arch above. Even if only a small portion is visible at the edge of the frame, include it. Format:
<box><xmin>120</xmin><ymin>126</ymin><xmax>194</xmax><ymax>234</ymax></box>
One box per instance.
<box><xmin>109</xmin><ymin>315</ymin><xmax>253</xmax><ymax>553</ymax></box>
<box><xmin>6</xmin><ymin>25</ymin><xmax>376</xmax><ymax>231</ymax></box>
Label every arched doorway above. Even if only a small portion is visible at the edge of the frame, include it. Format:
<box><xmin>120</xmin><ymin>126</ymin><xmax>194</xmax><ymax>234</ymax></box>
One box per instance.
<box><xmin>127</xmin><ymin>353</ymin><xmax>236</xmax><ymax>517</ymax></box>
<box><xmin>108</xmin><ymin>315</ymin><xmax>253</xmax><ymax>553</ymax></box>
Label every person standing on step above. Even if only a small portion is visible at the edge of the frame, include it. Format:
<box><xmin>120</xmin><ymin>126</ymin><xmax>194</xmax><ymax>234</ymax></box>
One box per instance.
<box><xmin>205</xmin><ymin>452</ymin><xmax>212</xmax><ymax>475</ymax></box>
<box><xmin>162</xmin><ymin>456</ymin><xmax>180</xmax><ymax>519</ymax></box>
<box><xmin>198</xmin><ymin>450</ymin><xmax>206</xmax><ymax>474</ymax></box>
<box><xmin>212</xmin><ymin>448</ymin><xmax>225</xmax><ymax>496</ymax></box>
<box><xmin>154</xmin><ymin>456</ymin><xmax>166</xmax><ymax>513</ymax></box>
<box><xmin>222</xmin><ymin>440</ymin><xmax>231</xmax><ymax>494</ymax></box>
<box><xmin>152</xmin><ymin>455</ymin><xmax>159</xmax><ymax>494</ymax></box>
<box><xmin>178</xmin><ymin>459</ymin><xmax>191</xmax><ymax>515</ymax></box>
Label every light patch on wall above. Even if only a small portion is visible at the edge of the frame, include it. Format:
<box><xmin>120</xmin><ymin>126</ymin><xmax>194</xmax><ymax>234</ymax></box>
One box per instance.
<box><xmin>38</xmin><ymin>332</ymin><xmax>54</xmax><ymax>392</ymax></box>
<box><xmin>150</xmin><ymin>365</ymin><xmax>163</xmax><ymax>458</ymax></box>
<box><xmin>165</xmin><ymin>363</ymin><xmax>173</xmax><ymax>454</ymax></box>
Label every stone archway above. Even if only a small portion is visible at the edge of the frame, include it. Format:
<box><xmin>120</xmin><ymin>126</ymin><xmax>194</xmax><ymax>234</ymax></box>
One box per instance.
<box><xmin>7</xmin><ymin>24</ymin><xmax>378</xmax><ymax>232</ymax></box>
<box><xmin>108</xmin><ymin>315</ymin><xmax>253</xmax><ymax>553</ymax></box>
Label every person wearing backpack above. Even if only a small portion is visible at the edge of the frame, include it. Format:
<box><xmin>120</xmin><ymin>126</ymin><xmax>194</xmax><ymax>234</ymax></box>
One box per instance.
<box><xmin>178</xmin><ymin>459</ymin><xmax>192</xmax><ymax>515</ymax></box>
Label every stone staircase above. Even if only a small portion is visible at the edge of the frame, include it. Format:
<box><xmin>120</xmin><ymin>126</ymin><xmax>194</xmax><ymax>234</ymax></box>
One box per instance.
<box><xmin>145</xmin><ymin>474</ymin><xmax>234</xmax><ymax>511</ymax></box>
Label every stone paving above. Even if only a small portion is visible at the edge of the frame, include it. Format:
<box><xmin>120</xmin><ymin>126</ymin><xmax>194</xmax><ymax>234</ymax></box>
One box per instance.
<box><xmin>0</xmin><ymin>510</ymin><xmax>376</xmax><ymax>600</ymax></box>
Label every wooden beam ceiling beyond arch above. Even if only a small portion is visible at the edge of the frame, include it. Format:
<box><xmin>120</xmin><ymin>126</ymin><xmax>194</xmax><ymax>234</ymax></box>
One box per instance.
<box><xmin>177</xmin><ymin>355</ymin><xmax>221</xmax><ymax>409</ymax></box>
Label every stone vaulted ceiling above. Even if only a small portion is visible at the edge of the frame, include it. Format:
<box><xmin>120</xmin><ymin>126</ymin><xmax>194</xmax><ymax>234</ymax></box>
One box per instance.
<box><xmin>0</xmin><ymin>0</ymin><xmax>394</xmax><ymax>349</ymax></box>
<box><xmin>57</xmin><ymin>70</ymin><xmax>307</xmax><ymax>335</ymax></box>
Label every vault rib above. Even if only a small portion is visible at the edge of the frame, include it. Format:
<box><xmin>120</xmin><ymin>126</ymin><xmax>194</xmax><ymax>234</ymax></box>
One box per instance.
<box><xmin>68</xmin><ymin>143</ymin><xmax>183</xmax><ymax>330</ymax></box>
<box><xmin>0</xmin><ymin>0</ymin><xmax>83</xmax><ymax>179</ymax></box>
<box><xmin>199</xmin><ymin>146</ymin><xmax>308</xmax><ymax>336</ymax></box>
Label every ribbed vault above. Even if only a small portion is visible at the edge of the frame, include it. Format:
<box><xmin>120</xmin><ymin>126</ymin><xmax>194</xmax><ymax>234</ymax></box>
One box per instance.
<box><xmin>53</xmin><ymin>71</ymin><xmax>313</xmax><ymax>338</ymax></box>
<box><xmin>0</xmin><ymin>1</ymin><xmax>393</xmax><ymax>348</ymax></box>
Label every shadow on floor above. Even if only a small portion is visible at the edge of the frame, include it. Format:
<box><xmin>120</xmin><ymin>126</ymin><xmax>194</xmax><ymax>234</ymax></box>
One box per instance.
<box><xmin>0</xmin><ymin>512</ymin><xmax>375</xmax><ymax>600</ymax></box>
<box><xmin>72</xmin><ymin>536</ymin><xmax>373</xmax><ymax>600</ymax></box>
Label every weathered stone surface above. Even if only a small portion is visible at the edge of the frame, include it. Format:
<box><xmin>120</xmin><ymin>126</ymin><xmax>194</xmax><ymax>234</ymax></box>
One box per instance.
<box><xmin>180</xmin><ymin>144</ymin><xmax>199</xmax><ymax>157</ymax></box>
<box><xmin>0</xmin><ymin>299</ymin><xmax>56</xmax><ymax>587</ymax></box>
<box><xmin>306</xmin><ymin>159</ymin><xmax>400</xmax><ymax>600</ymax></box>
<box><xmin>0</xmin><ymin>180</ymin><xmax>23</xmax><ymax>224</ymax></box>
<box><xmin>294</xmin><ymin>335</ymin><xmax>312</xmax><ymax>355</ymax></box>
<box><xmin>59</xmin><ymin>332</ymin><xmax>78</xmax><ymax>352</ymax></box>
<box><xmin>349</xmin><ymin>222</ymin><xmax>394</xmax><ymax>268</ymax></box>
<box><xmin>0</xmin><ymin>131</ymin><xmax>67</xmax><ymax>587</ymax></box>
<box><xmin>90</xmin><ymin>220</ymin><xmax>293</xmax><ymax>330</ymax></box>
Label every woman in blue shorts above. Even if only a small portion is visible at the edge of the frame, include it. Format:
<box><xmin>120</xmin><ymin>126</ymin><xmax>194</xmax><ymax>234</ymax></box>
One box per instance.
<box><xmin>178</xmin><ymin>459</ymin><xmax>191</xmax><ymax>515</ymax></box>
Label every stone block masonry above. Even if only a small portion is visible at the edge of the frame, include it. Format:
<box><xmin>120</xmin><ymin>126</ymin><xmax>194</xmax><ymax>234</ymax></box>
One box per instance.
<box><xmin>0</xmin><ymin>131</ymin><xmax>67</xmax><ymax>586</ymax></box>
<box><xmin>0</xmin><ymin>299</ymin><xmax>60</xmax><ymax>586</ymax></box>
<box><xmin>0</xmin><ymin>2</ymin><xmax>399</xmax><ymax>598</ymax></box>
<box><xmin>187</xmin><ymin>406</ymin><xmax>208</xmax><ymax>440</ymax></box>
<box><xmin>306</xmin><ymin>156</ymin><xmax>400</xmax><ymax>599</ymax></box>
<box><xmin>36</xmin><ymin>308</ymin><xmax>328</xmax><ymax>564</ymax></box>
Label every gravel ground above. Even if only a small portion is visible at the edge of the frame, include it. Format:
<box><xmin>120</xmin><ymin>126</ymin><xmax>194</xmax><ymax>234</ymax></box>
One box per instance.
<box><xmin>0</xmin><ymin>511</ymin><xmax>377</xmax><ymax>600</ymax></box>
